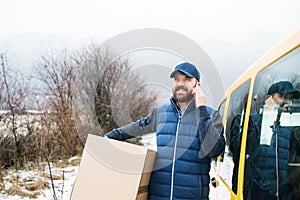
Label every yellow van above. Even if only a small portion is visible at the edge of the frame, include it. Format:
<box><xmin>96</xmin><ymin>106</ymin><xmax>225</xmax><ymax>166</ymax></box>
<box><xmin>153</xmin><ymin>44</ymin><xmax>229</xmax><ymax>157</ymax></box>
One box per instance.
<box><xmin>212</xmin><ymin>29</ymin><xmax>300</xmax><ymax>200</ymax></box>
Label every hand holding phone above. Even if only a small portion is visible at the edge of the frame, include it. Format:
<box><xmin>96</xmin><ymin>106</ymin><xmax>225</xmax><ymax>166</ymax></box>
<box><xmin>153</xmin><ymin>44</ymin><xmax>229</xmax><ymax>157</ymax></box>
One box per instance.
<box><xmin>192</xmin><ymin>82</ymin><xmax>206</xmax><ymax>107</ymax></box>
<box><xmin>264</xmin><ymin>95</ymin><xmax>278</xmax><ymax>112</ymax></box>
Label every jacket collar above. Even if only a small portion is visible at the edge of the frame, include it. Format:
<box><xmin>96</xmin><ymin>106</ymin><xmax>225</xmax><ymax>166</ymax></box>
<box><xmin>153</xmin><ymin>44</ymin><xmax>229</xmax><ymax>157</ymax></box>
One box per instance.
<box><xmin>170</xmin><ymin>96</ymin><xmax>196</xmax><ymax>114</ymax></box>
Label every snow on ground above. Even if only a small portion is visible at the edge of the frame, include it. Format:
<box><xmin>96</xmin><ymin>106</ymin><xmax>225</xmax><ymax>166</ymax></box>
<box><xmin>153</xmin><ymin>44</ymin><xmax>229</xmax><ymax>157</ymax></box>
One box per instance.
<box><xmin>0</xmin><ymin>157</ymin><xmax>80</xmax><ymax>200</ymax></box>
<box><xmin>0</xmin><ymin>142</ymin><xmax>234</xmax><ymax>200</ymax></box>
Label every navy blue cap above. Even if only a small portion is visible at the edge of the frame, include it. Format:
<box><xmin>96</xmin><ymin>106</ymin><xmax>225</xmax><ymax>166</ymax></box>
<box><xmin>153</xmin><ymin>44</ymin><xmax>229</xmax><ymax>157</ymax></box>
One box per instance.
<box><xmin>267</xmin><ymin>81</ymin><xmax>300</xmax><ymax>99</ymax></box>
<box><xmin>170</xmin><ymin>62</ymin><xmax>200</xmax><ymax>81</ymax></box>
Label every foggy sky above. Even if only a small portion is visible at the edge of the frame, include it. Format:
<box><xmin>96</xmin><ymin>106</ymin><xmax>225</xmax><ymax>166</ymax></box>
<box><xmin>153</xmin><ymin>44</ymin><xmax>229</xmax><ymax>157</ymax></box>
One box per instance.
<box><xmin>1</xmin><ymin>0</ymin><xmax>300</xmax><ymax>89</ymax></box>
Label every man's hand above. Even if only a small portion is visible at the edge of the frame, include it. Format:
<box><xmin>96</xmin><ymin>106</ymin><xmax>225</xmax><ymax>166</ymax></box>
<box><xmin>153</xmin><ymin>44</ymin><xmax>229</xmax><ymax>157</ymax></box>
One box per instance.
<box><xmin>264</xmin><ymin>95</ymin><xmax>278</xmax><ymax>112</ymax></box>
<box><xmin>264</xmin><ymin>95</ymin><xmax>287</xmax><ymax>112</ymax></box>
<box><xmin>192</xmin><ymin>82</ymin><xmax>206</xmax><ymax>107</ymax></box>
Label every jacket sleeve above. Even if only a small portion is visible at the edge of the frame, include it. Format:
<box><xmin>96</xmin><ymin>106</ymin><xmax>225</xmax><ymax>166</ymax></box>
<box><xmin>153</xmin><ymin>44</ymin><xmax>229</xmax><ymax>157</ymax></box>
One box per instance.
<box><xmin>198</xmin><ymin>106</ymin><xmax>225</xmax><ymax>159</ymax></box>
<box><xmin>229</xmin><ymin>114</ymin><xmax>260</xmax><ymax>161</ymax></box>
<box><xmin>289</xmin><ymin>127</ymin><xmax>300</xmax><ymax>161</ymax></box>
<box><xmin>229</xmin><ymin>115</ymin><xmax>242</xmax><ymax>161</ymax></box>
<box><xmin>105</xmin><ymin>108</ymin><xmax>157</xmax><ymax>141</ymax></box>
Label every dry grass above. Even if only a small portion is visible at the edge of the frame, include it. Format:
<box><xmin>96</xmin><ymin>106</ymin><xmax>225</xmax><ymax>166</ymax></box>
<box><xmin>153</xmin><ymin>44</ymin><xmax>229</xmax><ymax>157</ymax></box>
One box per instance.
<box><xmin>0</xmin><ymin>181</ymin><xmax>4</xmax><ymax>191</ymax></box>
<box><xmin>7</xmin><ymin>184</ymin><xmax>40</xmax><ymax>198</ymax></box>
<box><xmin>0</xmin><ymin>156</ymin><xmax>81</xmax><ymax>199</ymax></box>
<box><xmin>41</xmin><ymin>172</ymin><xmax>62</xmax><ymax>180</ymax></box>
<box><xmin>68</xmin><ymin>156</ymin><xmax>81</xmax><ymax>166</ymax></box>
<box><xmin>7</xmin><ymin>175</ymin><xmax>20</xmax><ymax>184</ymax></box>
<box><xmin>52</xmin><ymin>156</ymin><xmax>81</xmax><ymax>169</ymax></box>
<box><xmin>55</xmin><ymin>160</ymin><xmax>69</xmax><ymax>168</ymax></box>
<box><xmin>24</xmin><ymin>178</ymin><xmax>49</xmax><ymax>191</ymax></box>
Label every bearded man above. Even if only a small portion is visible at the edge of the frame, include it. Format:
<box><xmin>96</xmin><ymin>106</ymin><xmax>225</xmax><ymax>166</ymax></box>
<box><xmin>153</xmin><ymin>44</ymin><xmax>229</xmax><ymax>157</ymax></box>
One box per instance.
<box><xmin>106</xmin><ymin>62</ymin><xmax>225</xmax><ymax>200</ymax></box>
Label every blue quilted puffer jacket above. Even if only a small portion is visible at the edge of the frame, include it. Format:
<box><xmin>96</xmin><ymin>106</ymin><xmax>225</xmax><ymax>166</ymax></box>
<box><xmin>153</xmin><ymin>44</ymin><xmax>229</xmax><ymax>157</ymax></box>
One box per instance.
<box><xmin>106</xmin><ymin>97</ymin><xmax>225</xmax><ymax>200</ymax></box>
<box><xmin>230</xmin><ymin>113</ymin><xmax>300</xmax><ymax>199</ymax></box>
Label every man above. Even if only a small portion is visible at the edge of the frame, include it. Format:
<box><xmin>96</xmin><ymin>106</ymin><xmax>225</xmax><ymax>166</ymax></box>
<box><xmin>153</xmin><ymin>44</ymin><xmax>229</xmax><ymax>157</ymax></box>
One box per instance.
<box><xmin>106</xmin><ymin>62</ymin><xmax>225</xmax><ymax>200</ymax></box>
<box><xmin>230</xmin><ymin>81</ymin><xmax>300</xmax><ymax>200</ymax></box>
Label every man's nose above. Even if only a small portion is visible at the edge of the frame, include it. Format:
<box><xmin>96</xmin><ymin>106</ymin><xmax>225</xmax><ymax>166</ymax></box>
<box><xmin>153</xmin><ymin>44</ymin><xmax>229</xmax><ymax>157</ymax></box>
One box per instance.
<box><xmin>177</xmin><ymin>80</ymin><xmax>185</xmax><ymax>86</ymax></box>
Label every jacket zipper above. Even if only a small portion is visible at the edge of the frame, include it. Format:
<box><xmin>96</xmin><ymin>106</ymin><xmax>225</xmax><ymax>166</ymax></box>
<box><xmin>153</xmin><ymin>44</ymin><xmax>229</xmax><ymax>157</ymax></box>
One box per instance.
<box><xmin>275</xmin><ymin>129</ymin><xmax>280</xmax><ymax>200</ymax></box>
<box><xmin>170</xmin><ymin>110</ymin><xmax>182</xmax><ymax>200</ymax></box>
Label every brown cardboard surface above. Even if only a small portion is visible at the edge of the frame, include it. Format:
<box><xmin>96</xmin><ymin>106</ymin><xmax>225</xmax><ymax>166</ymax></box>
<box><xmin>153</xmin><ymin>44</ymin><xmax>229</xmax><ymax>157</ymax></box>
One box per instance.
<box><xmin>71</xmin><ymin>134</ymin><xmax>156</xmax><ymax>200</ymax></box>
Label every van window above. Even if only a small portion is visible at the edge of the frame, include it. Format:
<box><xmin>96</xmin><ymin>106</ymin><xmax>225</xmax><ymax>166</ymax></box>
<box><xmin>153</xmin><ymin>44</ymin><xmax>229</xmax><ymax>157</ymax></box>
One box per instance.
<box><xmin>252</xmin><ymin>46</ymin><xmax>300</xmax><ymax>113</ymax></box>
<box><xmin>244</xmin><ymin>46</ymin><xmax>300</xmax><ymax>199</ymax></box>
<box><xmin>221</xmin><ymin>80</ymin><xmax>250</xmax><ymax>192</ymax></box>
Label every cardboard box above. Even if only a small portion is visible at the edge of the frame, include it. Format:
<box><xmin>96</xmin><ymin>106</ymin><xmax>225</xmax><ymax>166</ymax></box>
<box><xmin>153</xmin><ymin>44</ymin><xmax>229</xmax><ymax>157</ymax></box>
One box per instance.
<box><xmin>71</xmin><ymin>134</ymin><xmax>156</xmax><ymax>200</ymax></box>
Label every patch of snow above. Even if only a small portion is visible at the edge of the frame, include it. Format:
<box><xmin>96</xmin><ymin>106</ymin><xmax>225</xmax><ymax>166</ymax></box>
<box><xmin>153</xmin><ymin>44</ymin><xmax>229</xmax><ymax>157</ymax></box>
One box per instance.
<box><xmin>0</xmin><ymin>163</ymin><xmax>79</xmax><ymax>200</ymax></box>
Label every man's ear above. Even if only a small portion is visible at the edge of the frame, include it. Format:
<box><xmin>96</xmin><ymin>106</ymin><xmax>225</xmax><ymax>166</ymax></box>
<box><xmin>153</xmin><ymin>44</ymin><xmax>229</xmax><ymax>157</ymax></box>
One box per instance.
<box><xmin>194</xmin><ymin>80</ymin><xmax>200</xmax><ymax>88</ymax></box>
<box><xmin>193</xmin><ymin>81</ymin><xmax>197</xmax><ymax>88</ymax></box>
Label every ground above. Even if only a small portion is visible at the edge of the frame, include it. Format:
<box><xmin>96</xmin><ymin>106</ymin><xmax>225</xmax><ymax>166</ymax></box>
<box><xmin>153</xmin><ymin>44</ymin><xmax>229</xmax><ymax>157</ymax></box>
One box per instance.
<box><xmin>0</xmin><ymin>156</ymin><xmax>80</xmax><ymax>200</ymax></box>
<box><xmin>0</xmin><ymin>142</ymin><xmax>234</xmax><ymax>200</ymax></box>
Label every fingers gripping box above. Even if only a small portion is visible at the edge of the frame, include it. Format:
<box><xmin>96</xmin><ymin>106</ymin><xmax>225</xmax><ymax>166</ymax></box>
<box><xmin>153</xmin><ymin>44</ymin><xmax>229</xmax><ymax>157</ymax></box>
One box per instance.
<box><xmin>71</xmin><ymin>134</ymin><xmax>156</xmax><ymax>200</ymax></box>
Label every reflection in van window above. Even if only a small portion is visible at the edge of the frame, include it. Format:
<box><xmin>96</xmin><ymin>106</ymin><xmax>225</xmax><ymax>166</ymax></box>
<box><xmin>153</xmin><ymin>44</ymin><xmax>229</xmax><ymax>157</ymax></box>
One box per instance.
<box><xmin>231</xmin><ymin>81</ymin><xmax>300</xmax><ymax>199</ymax></box>
<box><xmin>230</xmin><ymin>46</ymin><xmax>300</xmax><ymax>199</ymax></box>
<box><xmin>252</xmin><ymin>46</ymin><xmax>300</xmax><ymax>114</ymax></box>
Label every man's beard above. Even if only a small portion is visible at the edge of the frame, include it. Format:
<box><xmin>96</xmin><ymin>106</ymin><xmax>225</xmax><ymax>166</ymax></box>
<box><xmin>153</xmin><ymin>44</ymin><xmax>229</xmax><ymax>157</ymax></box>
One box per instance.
<box><xmin>173</xmin><ymin>86</ymin><xmax>194</xmax><ymax>103</ymax></box>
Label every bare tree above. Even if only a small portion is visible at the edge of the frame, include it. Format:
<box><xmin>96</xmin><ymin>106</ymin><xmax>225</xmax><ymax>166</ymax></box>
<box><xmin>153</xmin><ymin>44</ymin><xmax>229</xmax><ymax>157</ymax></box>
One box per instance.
<box><xmin>72</xmin><ymin>44</ymin><xmax>158</xmax><ymax>143</ymax></box>
<box><xmin>0</xmin><ymin>52</ymin><xmax>30</xmax><ymax>168</ymax></box>
<box><xmin>34</xmin><ymin>47</ymin><xmax>81</xmax><ymax>160</ymax></box>
<box><xmin>32</xmin><ymin>43</ymin><xmax>158</xmax><ymax>160</ymax></box>
<box><xmin>288</xmin><ymin>74</ymin><xmax>300</xmax><ymax>104</ymax></box>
